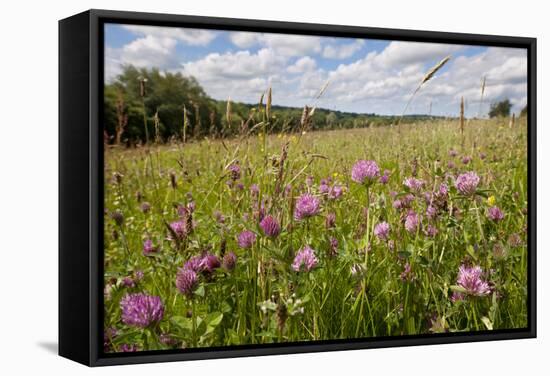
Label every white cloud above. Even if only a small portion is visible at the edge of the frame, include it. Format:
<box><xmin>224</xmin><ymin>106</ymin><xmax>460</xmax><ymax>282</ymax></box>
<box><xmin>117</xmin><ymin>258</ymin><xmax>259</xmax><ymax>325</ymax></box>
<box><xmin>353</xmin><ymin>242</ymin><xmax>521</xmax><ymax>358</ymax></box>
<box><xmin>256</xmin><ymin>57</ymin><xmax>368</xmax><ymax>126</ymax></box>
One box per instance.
<box><xmin>287</xmin><ymin>56</ymin><xmax>317</xmax><ymax>73</ymax></box>
<box><xmin>377</xmin><ymin>41</ymin><xmax>463</xmax><ymax>66</ymax></box>
<box><xmin>122</xmin><ymin>25</ymin><xmax>217</xmax><ymax>46</ymax></box>
<box><xmin>105</xmin><ymin>26</ymin><xmax>527</xmax><ymax>115</ymax></box>
<box><xmin>229</xmin><ymin>32</ymin><xmax>322</xmax><ymax>56</ymax></box>
<box><xmin>229</xmin><ymin>32</ymin><xmax>260</xmax><ymax>48</ymax></box>
<box><xmin>322</xmin><ymin>40</ymin><xmax>364</xmax><ymax>59</ymax></box>
<box><xmin>180</xmin><ymin>48</ymin><xmax>288</xmax><ymax>102</ymax></box>
<box><xmin>104</xmin><ymin>35</ymin><xmax>178</xmax><ymax>81</ymax></box>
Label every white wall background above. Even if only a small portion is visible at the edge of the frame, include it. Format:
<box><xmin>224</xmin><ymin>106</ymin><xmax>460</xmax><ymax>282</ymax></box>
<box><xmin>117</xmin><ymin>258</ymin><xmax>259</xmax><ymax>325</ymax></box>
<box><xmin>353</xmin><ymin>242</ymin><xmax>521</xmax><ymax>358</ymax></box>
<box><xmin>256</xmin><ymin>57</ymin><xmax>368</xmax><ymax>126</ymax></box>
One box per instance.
<box><xmin>0</xmin><ymin>0</ymin><xmax>546</xmax><ymax>374</ymax></box>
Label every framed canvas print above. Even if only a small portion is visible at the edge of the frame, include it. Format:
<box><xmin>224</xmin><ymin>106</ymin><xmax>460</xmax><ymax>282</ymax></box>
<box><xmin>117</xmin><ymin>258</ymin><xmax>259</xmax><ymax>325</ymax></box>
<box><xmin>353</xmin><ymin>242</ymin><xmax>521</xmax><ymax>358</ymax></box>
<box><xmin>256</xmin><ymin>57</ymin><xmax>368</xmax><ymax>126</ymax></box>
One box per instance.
<box><xmin>59</xmin><ymin>9</ymin><xmax>536</xmax><ymax>366</ymax></box>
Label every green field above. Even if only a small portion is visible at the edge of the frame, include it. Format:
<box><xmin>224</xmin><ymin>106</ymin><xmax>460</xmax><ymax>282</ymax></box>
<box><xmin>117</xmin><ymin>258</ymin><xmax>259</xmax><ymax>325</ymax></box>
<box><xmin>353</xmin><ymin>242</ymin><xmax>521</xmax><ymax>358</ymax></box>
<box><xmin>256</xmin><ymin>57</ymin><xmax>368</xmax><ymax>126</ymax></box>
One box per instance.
<box><xmin>103</xmin><ymin>117</ymin><xmax>528</xmax><ymax>352</ymax></box>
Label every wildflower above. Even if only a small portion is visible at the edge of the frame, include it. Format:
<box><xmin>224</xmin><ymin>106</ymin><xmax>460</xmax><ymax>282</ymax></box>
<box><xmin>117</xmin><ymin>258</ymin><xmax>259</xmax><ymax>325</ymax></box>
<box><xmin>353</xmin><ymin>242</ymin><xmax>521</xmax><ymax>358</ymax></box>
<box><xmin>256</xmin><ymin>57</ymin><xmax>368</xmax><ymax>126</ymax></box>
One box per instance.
<box><xmin>328</xmin><ymin>184</ymin><xmax>344</xmax><ymax>199</ymax></box>
<box><xmin>250</xmin><ymin>184</ymin><xmax>259</xmax><ymax>196</ymax></box>
<box><xmin>142</xmin><ymin>239</ymin><xmax>158</xmax><ymax>256</ymax></box>
<box><xmin>213</xmin><ymin>210</ymin><xmax>225</xmax><ymax>224</ymax></box>
<box><xmin>403</xmin><ymin>177</ymin><xmax>425</xmax><ymax>192</ymax></box>
<box><xmin>103</xmin><ymin>327</ymin><xmax>117</xmax><ymax>352</ymax></box>
<box><xmin>400</xmin><ymin>263</ymin><xmax>414</xmax><ymax>282</ymax></box>
<box><xmin>176</xmin><ymin>268</ymin><xmax>198</xmax><ymax>297</ymax></box>
<box><xmin>159</xmin><ymin>333</ymin><xmax>177</xmax><ymax>346</ymax></box>
<box><xmin>253</xmin><ymin>199</ymin><xmax>267</xmax><ymax>222</ymax></box>
<box><xmin>305</xmin><ymin>175</ymin><xmax>314</xmax><ymax>187</ymax></box>
<box><xmin>260</xmin><ymin>215</ymin><xmax>281</xmax><ymax>238</ymax></box>
<box><xmin>455</xmin><ymin>171</ymin><xmax>480</xmax><ymax>196</ymax></box>
<box><xmin>325</xmin><ymin>212</ymin><xmax>336</xmax><ymax>229</ymax></box>
<box><xmin>374</xmin><ymin>222</ymin><xmax>390</xmax><ymax>241</ymax></box>
<box><xmin>492</xmin><ymin>242</ymin><xmax>507</xmax><ymax>260</ymax></box>
<box><xmin>201</xmin><ymin>253</ymin><xmax>221</xmax><ymax>273</ymax></box>
<box><xmin>487</xmin><ymin>195</ymin><xmax>496</xmax><ymax>206</ymax></box>
<box><xmin>449</xmin><ymin>149</ymin><xmax>458</xmax><ymax>157</ymax></box>
<box><xmin>392</xmin><ymin>199</ymin><xmax>403</xmax><ymax>209</ymax></box>
<box><xmin>222</xmin><ymin>252</ymin><xmax>237</xmax><ymax>271</ymax></box>
<box><xmin>426</xmin><ymin>205</ymin><xmax>437</xmax><ymax>219</ymax></box>
<box><xmin>227</xmin><ymin>164</ymin><xmax>241</xmax><ymax>180</ymax></box>
<box><xmin>487</xmin><ymin>206</ymin><xmax>505</xmax><ymax>222</ymax></box>
<box><xmin>140</xmin><ymin>202</ymin><xmax>151</xmax><ymax>214</ymax></box>
<box><xmin>462</xmin><ymin>156</ymin><xmax>472</xmax><ymax>164</ymax></box>
<box><xmin>120</xmin><ymin>344</ymin><xmax>139</xmax><ymax>352</ymax></box>
<box><xmin>454</xmin><ymin>264</ymin><xmax>491</xmax><ymax>297</ymax></box>
<box><xmin>122</xmin><ymin>276</ymin><xmax>135</xmax><ymax>288</ymax></box>
<box><xmin>294</xmin><ymin>193</ymin><xmax>321</xmax><ymax>220</ymax></box>
<box><xmin>379</xmin><ymin>170</ymin><xmax>390</xmax><ymax>184</ymax></box>
<box><xmin>328</xmin><ymin>237</ymin><xmax>338</xmax><ymax>257</ymax></box>
<box><xmin>134</xmin><ymin>270</ymin><xmax>144</xmax><ymax>281</ymax></box>
<box><xmin>438</xmin><ymin>183</ymin><xmax>449</xmax><ymax>197</ymax></box>
<box><xmin>111</xmin><ymin>211</ymin><xmax>124</xmax><ymax>226</ymax></box>
<box><xmin>120</xmin><ymin>293</ymin><xmax>164</xmax><ymax>328</ymax></box>
<box><xmin>508</xmin><ymin>233</ymin><xmax>523</xmax><ymax>247</ymax></box>
<box><xmin>447</xmin><ymin>161</ymin><xmax>456</xmax><ymax>169</ymax></box>
<box><xmin>351</xmin><ymin>160</ymin><xmax>380</xmax><ymax>184</ymax></box>
<box><xmin>425</xmin><ymin>224</ymin><xmax>438</xmax><ymax>237</ymax></box>
<box><xmin>319</xmin><ymin>179</ymin><xmax>330</xmax><ymax>194</ymax></box>
<box><xmin>405</xmin><ymin>211</ymin><xmax>421</xmax><ymax>233</ymax></box>
<box><xmin>237</xmin><ymin>230</ymin><xmax>256</xmax><ymax>249</ymax></box>
<box><xmin>402</xmin><ymin>193</ymin><xmax>415</xmax><ymax>206</ymax></box>
<box><xmin>169</xmin><ymin>220</ymin><xmax>188</xmax><ymax>240</ymax></box>
<box><xmin>292</xmin><ymin>245</ymin><xmax>318</xmax><ymax>272</ymax></box>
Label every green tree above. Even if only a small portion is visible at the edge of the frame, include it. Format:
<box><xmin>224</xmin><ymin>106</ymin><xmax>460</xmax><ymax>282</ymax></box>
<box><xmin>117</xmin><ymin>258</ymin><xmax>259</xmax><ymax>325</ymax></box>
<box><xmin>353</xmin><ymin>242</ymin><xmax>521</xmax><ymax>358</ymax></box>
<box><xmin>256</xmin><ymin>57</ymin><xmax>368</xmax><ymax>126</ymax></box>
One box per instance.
<box><xmin>104</xmin><ymin>65</ymin><xmax>219</xmax><ymax>144</ymax></box>
<box><xmin>488</xmin><ymin>99</ymin><xmax>512</xmax><ymax>118</ymax></box>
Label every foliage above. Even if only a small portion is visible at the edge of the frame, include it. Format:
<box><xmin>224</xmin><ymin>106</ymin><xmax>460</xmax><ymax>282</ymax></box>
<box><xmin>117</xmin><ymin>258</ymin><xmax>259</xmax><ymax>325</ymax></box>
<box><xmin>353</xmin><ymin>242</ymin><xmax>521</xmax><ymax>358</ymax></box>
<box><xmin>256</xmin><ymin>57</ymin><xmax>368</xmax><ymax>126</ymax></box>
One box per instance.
<box><xmin>489</xmin><ymin>99</ymin><xmax>512</xmax><ymax>118</ymax></box>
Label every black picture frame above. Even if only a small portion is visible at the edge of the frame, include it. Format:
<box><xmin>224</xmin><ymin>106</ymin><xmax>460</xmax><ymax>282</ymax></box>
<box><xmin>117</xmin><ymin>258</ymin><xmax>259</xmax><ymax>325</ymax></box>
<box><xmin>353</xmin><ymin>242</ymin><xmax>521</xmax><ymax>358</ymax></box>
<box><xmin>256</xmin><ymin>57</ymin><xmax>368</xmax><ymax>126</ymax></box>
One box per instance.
<box><xmin>59</xmin><ymin>9</ymin><xmax>537</xmax><ymax>367</ymax></box>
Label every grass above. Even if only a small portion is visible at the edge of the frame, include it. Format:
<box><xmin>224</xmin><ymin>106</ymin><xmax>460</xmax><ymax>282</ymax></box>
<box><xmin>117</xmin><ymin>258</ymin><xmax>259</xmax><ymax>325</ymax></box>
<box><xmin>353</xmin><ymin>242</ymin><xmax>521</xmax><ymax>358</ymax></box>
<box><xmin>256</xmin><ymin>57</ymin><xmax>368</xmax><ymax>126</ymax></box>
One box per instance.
<box><xmin>103</xmin><ymin>117</ymin><xmax>528</xmax><ymax>352</ymax></box>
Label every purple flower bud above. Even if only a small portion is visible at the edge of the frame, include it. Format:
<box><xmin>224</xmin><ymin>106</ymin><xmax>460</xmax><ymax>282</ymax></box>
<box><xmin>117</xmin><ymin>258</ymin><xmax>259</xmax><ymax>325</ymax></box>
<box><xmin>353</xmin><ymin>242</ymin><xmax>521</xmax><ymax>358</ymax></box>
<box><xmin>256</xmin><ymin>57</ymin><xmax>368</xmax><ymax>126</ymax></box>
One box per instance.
<box><xmin>351</xmin><ymin>160</ymin><xmax>380</xmax><ymax>184</ymax></box>
<box><xmin>176</xmin><ymin>268</ymin><xmax>198</xmax><ymax>297</ymax></box>
<box><xmin>120</xmin><ymin>293</ymin><xmax>164</xmax><ymax>328</ymax></box>
<box><xmin>455</xmin><ymin>171</ymin><xmax>480</xmax><ymax>196</ymax></box>
<box><xmin>222</xmin><ymin>251</ymin><xmax>237</xmax><ymax>271</ymax></box>
<box><xmin>374</xmin><ymin>222</ymin><xmax>390</xmax><ymax>241</ymax></box>
<box><xmin>143</xmin><ymin>239</ymin><xmax>158</xmax><ymax>256</ymax></box>
<box><xmin>455</xmin><ymin>265</ymin><xmax>491</xmax><ymax>297</ymax></box>
<box><xmin>237</xmin><ymin>230</ymin><xmax>256</xmax><ymax>249</ymax></box>
<box><xmin>325</xmin><ymin>212</ymin><xmax>336</xmax><ymax>229</ymax></box>
<box><xmin>111</xmin><ymin>210</ymin><xmax>124</xmax><ymax>226</ymax></box>
<box><xmin>260</xmin><ymin>215</ymin><xmax>281</xmax><ymax>238</ymax></box>
<box><xmin>140</xmin><ymin>202</ymin><xmax>151</xmax><ymax>214</ymax></box>
<box><xmin>227</xmin><ymin>164</ymin><xmax>241</xmax><ymax>180</ymax></box>
<box><xmin>403</xmin><ymin>177</ymin><xmax>425</xmax><ymax>192</ymax></box>
<box><xmin>329</xmin><ymin>184</ymin><xmax>344</xmax><ymax>199</ymax></box>
<box><xmin>487</xmin><ymin>206</ymin><xmax>505</xmax><ymax>222</ymax></box>
<box><xmin>292</xmin><ymin>245</ymin><xmax>318</xmax><ymax>272</ymax></box>
<box><xmin>404</xmin><ymin>211</ymin><xmax>421</xmax><ymax>233</ymax></box>
<box><xmin>294</xmin><ymin>193</ymin><xmax>321</xmax><ymax>220</ymax></box>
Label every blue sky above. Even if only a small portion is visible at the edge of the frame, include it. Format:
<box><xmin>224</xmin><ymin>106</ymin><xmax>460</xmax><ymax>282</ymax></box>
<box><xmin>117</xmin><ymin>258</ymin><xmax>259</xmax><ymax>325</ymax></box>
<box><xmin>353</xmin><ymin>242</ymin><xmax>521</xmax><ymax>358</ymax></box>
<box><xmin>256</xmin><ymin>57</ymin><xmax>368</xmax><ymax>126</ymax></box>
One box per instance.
<box><xmin>105</xmin><ymin>23</ymin><xmax>527</xmax><ymax>116</ymax></box>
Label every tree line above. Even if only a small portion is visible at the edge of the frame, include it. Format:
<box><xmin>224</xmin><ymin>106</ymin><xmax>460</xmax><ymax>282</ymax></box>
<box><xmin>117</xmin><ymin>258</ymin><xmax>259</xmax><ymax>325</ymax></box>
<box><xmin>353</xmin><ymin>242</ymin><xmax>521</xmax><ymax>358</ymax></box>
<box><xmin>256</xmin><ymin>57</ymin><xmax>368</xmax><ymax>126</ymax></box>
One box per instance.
<box><xmin>104</xmin><ymin>65</ymin><xmax>521</xmax><ymax>145</ymax></box>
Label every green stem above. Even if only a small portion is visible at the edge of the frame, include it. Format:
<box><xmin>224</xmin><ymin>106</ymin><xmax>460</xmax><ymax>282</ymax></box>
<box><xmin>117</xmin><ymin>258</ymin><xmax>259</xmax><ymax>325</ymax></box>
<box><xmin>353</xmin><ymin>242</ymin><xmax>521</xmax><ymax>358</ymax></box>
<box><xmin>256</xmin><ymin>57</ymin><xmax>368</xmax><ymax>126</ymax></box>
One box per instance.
<box><xmin>191</xmin><ymin>298</ymin><xmax>197</xmax><ymax>347</ymax></box>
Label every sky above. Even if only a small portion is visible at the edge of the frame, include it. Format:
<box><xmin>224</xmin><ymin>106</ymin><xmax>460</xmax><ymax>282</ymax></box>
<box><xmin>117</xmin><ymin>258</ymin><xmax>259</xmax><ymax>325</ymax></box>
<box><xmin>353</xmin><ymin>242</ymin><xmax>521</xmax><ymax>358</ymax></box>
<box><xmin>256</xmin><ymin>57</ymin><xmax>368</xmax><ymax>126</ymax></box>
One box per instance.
<box><xmin>105</xmin><ymin>23</ymin><xmax>528</xmax><ymax>117</ymax></box>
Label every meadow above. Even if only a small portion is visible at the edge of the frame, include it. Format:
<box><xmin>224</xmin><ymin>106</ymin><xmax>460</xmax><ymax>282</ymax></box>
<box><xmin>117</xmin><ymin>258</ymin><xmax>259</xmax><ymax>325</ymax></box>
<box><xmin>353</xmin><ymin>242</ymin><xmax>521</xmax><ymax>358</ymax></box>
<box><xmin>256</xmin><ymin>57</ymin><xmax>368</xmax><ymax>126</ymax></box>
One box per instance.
<box><xmin>103</xmin><ymin>117</ymin><xmax>528</xmax><ymax>352</ymax></box>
